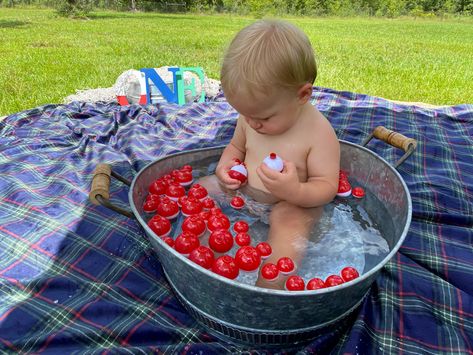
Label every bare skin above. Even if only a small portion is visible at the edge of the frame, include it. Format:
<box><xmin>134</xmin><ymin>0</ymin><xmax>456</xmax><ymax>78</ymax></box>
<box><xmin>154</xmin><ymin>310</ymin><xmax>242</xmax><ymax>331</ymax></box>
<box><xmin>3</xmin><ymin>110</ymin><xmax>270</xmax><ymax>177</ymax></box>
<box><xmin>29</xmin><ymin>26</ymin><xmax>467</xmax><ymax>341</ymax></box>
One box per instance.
<box><xmin>209</xmin><ymin>84</ymin><xmax>340</xmax><ymax>290</ymax></box>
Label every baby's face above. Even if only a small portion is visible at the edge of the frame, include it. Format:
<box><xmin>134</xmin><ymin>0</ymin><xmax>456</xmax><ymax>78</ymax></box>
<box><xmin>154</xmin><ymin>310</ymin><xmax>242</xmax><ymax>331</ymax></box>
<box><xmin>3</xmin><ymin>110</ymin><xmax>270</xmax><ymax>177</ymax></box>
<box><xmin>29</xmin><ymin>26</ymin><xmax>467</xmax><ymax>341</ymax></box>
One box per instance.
<box><xmin>228</xmin><ymin>89</ymin><xmax>303</xmax><ymax>135</ymax></box>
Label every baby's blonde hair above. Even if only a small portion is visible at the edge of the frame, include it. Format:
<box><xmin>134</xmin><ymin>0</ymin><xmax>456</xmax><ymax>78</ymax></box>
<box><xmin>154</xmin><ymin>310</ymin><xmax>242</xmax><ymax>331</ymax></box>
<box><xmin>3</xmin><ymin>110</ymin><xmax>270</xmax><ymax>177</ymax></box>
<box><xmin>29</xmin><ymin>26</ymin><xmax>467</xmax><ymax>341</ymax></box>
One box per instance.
<box><xmin>221</xmin><ymin>19</ymin><xmax>317</xmax><ymax>98</ymax></box>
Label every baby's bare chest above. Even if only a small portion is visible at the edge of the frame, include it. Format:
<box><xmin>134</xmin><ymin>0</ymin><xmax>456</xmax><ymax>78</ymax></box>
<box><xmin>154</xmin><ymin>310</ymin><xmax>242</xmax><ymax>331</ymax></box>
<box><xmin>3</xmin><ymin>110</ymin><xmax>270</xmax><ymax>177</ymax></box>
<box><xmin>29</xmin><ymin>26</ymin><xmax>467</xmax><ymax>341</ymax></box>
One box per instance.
<box><xmin>245</xmin><ymin>131</ymin><xmax>310</xmax><ymax>176</ymax></box>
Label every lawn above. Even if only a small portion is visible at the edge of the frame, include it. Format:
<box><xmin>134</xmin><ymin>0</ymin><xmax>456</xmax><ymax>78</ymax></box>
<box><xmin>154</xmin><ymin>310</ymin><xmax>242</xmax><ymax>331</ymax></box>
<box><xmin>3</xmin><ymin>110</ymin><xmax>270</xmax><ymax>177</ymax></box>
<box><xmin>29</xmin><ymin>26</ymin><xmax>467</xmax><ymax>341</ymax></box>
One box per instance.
<box><xmin>1</xmin><ymin>8</ymin><xmax>472</xmax><ymax>115</ymax></box>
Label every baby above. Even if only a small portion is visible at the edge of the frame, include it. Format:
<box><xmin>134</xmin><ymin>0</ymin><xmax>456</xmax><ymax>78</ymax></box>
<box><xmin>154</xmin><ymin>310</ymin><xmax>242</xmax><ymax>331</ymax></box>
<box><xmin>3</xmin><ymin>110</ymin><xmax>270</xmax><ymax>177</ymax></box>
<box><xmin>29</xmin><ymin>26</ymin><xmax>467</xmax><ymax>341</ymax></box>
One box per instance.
<box><xmin>203</xmin><ymin>19</ymin><xmax>340</xmax><ymax>289</ymax></box>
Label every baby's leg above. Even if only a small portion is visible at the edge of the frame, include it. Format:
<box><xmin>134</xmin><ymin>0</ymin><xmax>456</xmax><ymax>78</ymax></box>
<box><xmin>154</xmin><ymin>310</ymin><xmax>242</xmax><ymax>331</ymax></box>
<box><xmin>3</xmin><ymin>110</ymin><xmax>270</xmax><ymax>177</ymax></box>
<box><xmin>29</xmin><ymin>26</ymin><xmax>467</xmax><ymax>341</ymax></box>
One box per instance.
<box><xmin>256</xmin><ymin>201</ymin><xmax>322</xmax><ymax>290</ymax></box>
<box><xmin>196</xmin><ymin>175</ymin><xmax>231</xmax><ymax>199</ymax></box>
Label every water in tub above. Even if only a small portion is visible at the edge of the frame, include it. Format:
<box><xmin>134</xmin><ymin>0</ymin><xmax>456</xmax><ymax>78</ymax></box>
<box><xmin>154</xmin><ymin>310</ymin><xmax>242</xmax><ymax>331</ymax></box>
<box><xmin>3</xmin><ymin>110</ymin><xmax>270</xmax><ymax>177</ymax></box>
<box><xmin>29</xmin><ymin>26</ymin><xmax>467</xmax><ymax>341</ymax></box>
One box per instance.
<box><xmin>153</xmin><ymin>158</ymin><xmax>391</xmax><ymax>286</ymax></box>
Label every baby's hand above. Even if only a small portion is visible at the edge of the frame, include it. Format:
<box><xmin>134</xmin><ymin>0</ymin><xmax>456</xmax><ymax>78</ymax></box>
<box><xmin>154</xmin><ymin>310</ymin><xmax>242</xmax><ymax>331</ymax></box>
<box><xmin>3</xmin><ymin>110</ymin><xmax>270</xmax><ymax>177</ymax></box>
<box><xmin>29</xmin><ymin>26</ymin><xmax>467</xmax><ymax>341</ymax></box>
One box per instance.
<box><xmin>256</xmin><ymin>160</ymin><xmax>300</xmax><ymax>200</ymax></box>
<box><xmin>216</xmin><ymin>160</ymin><xmax>245</xmax><ymax>190</ymax></box>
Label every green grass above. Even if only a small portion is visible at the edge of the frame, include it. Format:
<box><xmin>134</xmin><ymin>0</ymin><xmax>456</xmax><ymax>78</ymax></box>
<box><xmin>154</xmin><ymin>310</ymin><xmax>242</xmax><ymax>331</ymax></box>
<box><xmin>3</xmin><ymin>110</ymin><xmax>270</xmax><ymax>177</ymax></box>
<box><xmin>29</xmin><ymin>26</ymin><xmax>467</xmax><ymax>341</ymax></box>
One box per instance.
<box><xmin>1</xmin><ymin>8</ymin><xmax>472</xmax><ymax>115</ymax></box>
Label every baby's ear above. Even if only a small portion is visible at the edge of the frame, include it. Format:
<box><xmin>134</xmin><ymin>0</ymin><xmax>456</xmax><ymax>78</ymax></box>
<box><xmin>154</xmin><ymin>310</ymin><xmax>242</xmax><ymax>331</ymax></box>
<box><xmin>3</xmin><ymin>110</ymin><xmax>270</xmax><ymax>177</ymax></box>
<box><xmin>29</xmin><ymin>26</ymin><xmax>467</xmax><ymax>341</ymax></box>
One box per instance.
<box><xmin>297</xmin><ymin>83</ymin><xmax>313</xmax><ymax>104</ymax></box>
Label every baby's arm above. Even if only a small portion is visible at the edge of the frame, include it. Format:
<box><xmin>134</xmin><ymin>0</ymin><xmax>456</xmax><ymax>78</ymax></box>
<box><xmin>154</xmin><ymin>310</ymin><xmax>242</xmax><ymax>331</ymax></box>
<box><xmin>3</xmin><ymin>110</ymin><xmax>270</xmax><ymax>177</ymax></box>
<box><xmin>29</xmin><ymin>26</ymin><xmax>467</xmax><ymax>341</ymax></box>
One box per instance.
<box><xmin>215</xmin><ymin>116</ymin><xmax>247</xmax><ymax>190</ymax></box>
<box><xmin>293</xmin><ymin>128</ymin><xmax>340</xmax><ymax>207</ymax></box>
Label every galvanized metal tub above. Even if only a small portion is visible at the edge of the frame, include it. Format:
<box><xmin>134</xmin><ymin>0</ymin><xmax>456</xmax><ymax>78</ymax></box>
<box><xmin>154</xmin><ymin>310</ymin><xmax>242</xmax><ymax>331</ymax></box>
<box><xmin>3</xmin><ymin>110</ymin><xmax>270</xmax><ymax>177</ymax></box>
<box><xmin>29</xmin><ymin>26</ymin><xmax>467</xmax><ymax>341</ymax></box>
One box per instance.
<box><xmin>90</xmin><ymin>127</ymin><xmax>416</xmax><ymax>346</ymax></box>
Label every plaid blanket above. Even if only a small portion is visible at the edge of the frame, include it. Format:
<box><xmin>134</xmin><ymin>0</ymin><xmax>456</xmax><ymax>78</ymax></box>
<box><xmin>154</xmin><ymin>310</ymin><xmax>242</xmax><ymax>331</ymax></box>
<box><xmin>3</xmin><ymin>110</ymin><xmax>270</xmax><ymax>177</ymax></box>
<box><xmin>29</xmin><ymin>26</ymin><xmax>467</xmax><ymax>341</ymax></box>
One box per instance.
<box><xmin>1</xmin><ymin>87</ymin><xmax>472</xmax><ymax>354</ymax></box>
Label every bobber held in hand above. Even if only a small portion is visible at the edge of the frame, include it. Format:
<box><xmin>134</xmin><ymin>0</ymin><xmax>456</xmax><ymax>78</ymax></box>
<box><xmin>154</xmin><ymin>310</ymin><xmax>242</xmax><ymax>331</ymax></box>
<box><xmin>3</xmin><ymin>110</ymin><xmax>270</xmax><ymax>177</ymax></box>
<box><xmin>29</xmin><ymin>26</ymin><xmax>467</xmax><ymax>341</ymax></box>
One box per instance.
<box><xmin>263</xmin><ymin>152</ymin><xmax>284</xmax><ymax>172</ymax></box>
<box><xmin>228</xmin><ymin>159</ymin><xmax>248</xmax><ymax>183</ymax></box>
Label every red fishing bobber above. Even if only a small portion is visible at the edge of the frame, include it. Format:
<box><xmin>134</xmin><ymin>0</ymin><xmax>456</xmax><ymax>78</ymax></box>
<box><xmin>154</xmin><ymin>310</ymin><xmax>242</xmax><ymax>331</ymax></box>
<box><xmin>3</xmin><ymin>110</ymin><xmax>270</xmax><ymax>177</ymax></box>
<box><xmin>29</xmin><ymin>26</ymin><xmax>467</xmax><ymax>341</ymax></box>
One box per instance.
<box><xmin>256</xmin><ymin>242</ymin><xmax>272</xmax><ymax>259</ymax></box>
<box><xmin>337</xmin><ymin>179</ymin><xmax>352</xmax><ymax>197</ymax></box>
<box><xmin>143</xmin><ymin>195</ymin><xmax>161</xmax><ymax>213</ymax></box>
<box><xmin>182</xmin><ymin>215</ymin><xmax>206</xmax><ymax>238</ymax></box>
<box><xmin>181</xmin><ymin>165</ymin><xmax>192</xmax><ymax>172</ymax></box>
<box><xmin>149</xmin><ymin>179</ymin><xmax>167</xmax><ymax>196</ymax></box>
<box><xmin>306</xmin><ymin>278</ymin><xmax>326</xmax><ymax>290</ymax></box>
<box><xmin>174</xmin><ymin>231</ymin><xmax>200</xmax><ymax>256</ymax></box>
<box><xmin>156</xmin><ymin>197</ymin><xmax>180</xmax><ymax>219</ymax></box>
<box><xmin>209</xmin><ymin>207</ymin><xmax>223</xmax><ymax>216</ymax></box>
<box><xmin>208</xmin><ymin>229</ymin><xmax>234</xmax><ymax>253</ymax></box>
<box><xmin>235</xmin><ymin>232</ymin><xmax>251</xmax><ymax>247</ymax></box>
<box><xmin>341</xmin><ymin>266</ymin><xmax>360</xmax><ymax>282</ymax></box>
<box><xmin>261</xmin><ymin>263</ymin><xmax>279</xmax><ymax>282</ymax></box>
<box><xmin>212</xmin><ymin>255</ymin><xmax>239</xmax><ymax>279</ymax></box>
<box><xmin>263</xmin><ymin>152</ymin><xmax>284</xmax><ymax>172</ymax></box>
<box><xmin>181</xmin><ymin>197</ymin><xmax>203</xmax><ymax>217</ymax></box>
<box><xmin>189</xmin><ymin>246</ymin><xmax>215</xmax><ymax>269</ymax></box>
<box><xmin>285</xmin><ymin>275</ymin><xmax>305</xmax><ymax>291</ymax></box>
<box><xmin>165</xmin><ymin>183</ymin><xmax>186</xmax><ymax>201</ymax></box>
<box><xmin>162</xmin><ymin>236</ymin><xmax>175</xmax><ymax>248</ymax></box>
<box><xmin>147</xmin><ymin>215</ymin><xmax>171</xmax><ymax>238</ymax></box>
<box><xmin>352</xmin><ymin>187</ymin><xmax>365</xmax><ymax>199</ymax></box>
<box><xmin>339</xmin><ymin>170</ymin><xmax>349</xmax><ymax>181</ymax></box>
<box><xmin>228</xmin><ymin>161</ymin><xmax>248</xmax><ymax>183</ymax></box>
<box><xmin>277</xmin><ymin>257</ymin><xmax>296</xmax><ymax>275</ymax></box>
<box><xmin>199</xmin><ymin>210</ymin><xmax>211</xmax><ymax>223</ymax></box>
<box><xmin>175</xmin><ymin>170</ymin><xmax>193</xmax><ymax>187</ymax></box>
<box><xmin>177</xmin><ymin>195</ymin><xmax>188</xmax><ymax>207</ymax></box>
<box><xmin>207</xmin><ymin>214</ymin><xmax>231</xmax><ymax>232</ymax></box>
<box><xmin>188</xmin><ymin>184</ymin><xmax>208</xmax><ymax>201</ymax></box>
<box><xmin>233</xmin><ymin>220</ymin><xmax>249</xmax><ymax>233</ymax></box>
<box><xmin>324</xmin><ymin>275</ymin><xmax>345</xmax><ymax>288</ymax></box>
<box><xmin>201</xmin><ymin>197</ymin><xmax>216</xmax><ymax>210</ymax></box>
<box><xmin>162</xmin><ymin>174</ymin><xmax>175</xmax><ymax>184</ymax></box>
<box><xmin>230</xmin><ymin>196</ymin><xmax>245</xmax><ymax>210</ymax></box>
<box><xmin>235</xmin><ymin>246</ymin><xmax>261</xmax><ymax>272</ymax></box>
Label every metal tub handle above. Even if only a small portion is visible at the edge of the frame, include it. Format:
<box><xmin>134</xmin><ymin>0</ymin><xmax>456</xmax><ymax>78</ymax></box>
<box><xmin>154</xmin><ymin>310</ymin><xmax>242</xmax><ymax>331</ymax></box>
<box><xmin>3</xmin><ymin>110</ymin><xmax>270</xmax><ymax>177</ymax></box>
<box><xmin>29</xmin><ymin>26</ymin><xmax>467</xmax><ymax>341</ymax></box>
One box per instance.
<box><xmin>89</xmin><ymin>163</ymin><xmax>135</xmax><ymax>219</ymax></box>
<box><xmin>362</xmin><ymin>126</ymin><xmax>417</xmax><ymax>168</ymax></box>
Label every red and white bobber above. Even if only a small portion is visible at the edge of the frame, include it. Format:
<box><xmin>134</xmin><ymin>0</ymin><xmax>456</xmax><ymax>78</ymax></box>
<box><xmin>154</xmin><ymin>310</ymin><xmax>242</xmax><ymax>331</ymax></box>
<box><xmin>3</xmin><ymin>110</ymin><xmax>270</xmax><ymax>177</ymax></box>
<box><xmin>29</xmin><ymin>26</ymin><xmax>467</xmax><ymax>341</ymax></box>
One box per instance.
<box><xmin>324</xmin><ymin>275</ymin><xmax>345</xmax><ymax>288</ymax></box>
<box><xmin>235</xmin><ymin>232</ymin><xmax>251</xmax><ymax>247</ymax></box>
<box><xmin>352</xmin><ymin>187</ymin><xmax>365</xmax><ymax>199</ymax></box>
<box><xmin>260</xmin><ymin>263</ymin><xmax>279</xmax><ymax>282</ymax></box>
<box><xmin>162</xmin><ymin>174</ymin><xmax>175</xmax><ymax>185</ymax></box>
<box><xmin>306</xmin><ymin>278</ymin><xmax>326</xmax><ymax>290</ymax></box>
<box><xmin>189</xmin><ymin>246</ymin><xmax>215</xmax><ymax>269</ymax></box>
<box><xmin>201</xmin><ymin>197</ymin><xmax>216</xmax><ymax>210</ymax></box>
<box><xmin>148</xmin><ymin>179</ymin><xmax>167</xmax><ymax>196</ymax></box>
<box><xmin>285</xmin><ymin>275</ymin><xmax>305</xmax><ymax>291</ymax></box>
<box><xmin>175</xmin><ymin>170</ymin><xmax>193</xmax><ymax>187</ymax></box>
<box><xmin>230</xmin><ymin>196</ymin><xmax>245</xmax><ymax>210</ymax></box>
<box><xmin>337</xmin><ymin>179</ymin><xmax>352</xmax><ymax>197</ymax></box>
<box><xmin>188</xmin><ymin>184</ymin><xmax>208</xmax><ymax>201</ymax></box>
<box><xmin>156</xmin><ymin>197</ymin><xmax>180</xmax><ymax>219</ymax></box>
<box><xmin>228</xmin><ymin>160</ymin><xmax>248</xmax><ymax>184</ymax></box>
<box><xmin>177</xmin><ymin>195</ymin><xmax>188</xmax><ymax>208</ymax></box>
<box><xmin>255</xmin><ymin>242</ymin><xmax>272</xmax><ymax>259</ymax></box>
<box><xmin>207</xmin><ymin>214</ymin><xmax>231</xmax><ymax>232</ymax></box>
<box><xmin>235</xmin><ymin>246</ymin><xmax>261</xmax><ymax>272</ymax></box>
<box><xmin>143</xmin><ymin>195</ymin><xmax>161</xmax><ymax>213</ymax></box>
<box><xmin>181</xmin><ymin>197</ymin><xmax>203</xmax><ymax>217</ymax></box>
<box><xmin>339</xmin><ymin>170</ymin><xmax>349</xmax><ymax>180</ymax></box>
<box><xmin>263</xmin><ymin>152</ymin><xmax>284</xmax><ymax>172</ymax></box>
<box><xmin>209</xmin><ymin>207</ymin><xmax>223</xmax><ymax>216</ymax></box>
<box><xmin>147</xmin><ymin>214</ymin><xmax>171</xmax><ymax>238</ymax></box>
<box><xmin>174</xmin><ymin>231</ymin><xmax>200</xmax><ymax>256</ymax></box>
<box><xmin>277</xmin><ymin>257</ymin><xmax>296</xmax><ymax>275</ymax></box>
<box><xmin>162</xmin><ymin>236</ymin><xmax>175</xmax><ymax>248</ymax></box>
<box><xmin>198</xmin><ymin>210</ymin><xmax>211</xmax><ymax>223</ymax></box>
<box><xmin>233</xmin><ymin>220</ymin><xmax>249</xmax><ymax>233</ymax></box>
<box><xmin>208</xmin><ymin>229</ymin><xmax>234</xmax><ymax>253</ymax></box>
<box><xmin>340</xmin><ymin>266</ymin><xmax>360</xmax><ymax>282</ymax></box>
<box><xmin>212</xmin><ymin>255</ymin><xmax>239</xmax><ymax>279</ymax></box>
<box><xmin>182</xmin><ymin>215</ymin><xmax>206</xmax><ymax>238</ymax></box>
<box><xmin>165</xmin><ymin>183</ymin><xmax>186</xmax><ymax>201</ymax></box>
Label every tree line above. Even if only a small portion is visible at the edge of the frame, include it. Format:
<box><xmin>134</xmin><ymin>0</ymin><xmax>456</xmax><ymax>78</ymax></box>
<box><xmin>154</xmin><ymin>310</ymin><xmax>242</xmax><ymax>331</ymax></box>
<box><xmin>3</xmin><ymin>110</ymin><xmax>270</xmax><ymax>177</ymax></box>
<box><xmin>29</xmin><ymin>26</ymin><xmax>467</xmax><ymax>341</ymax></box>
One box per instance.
<box><xmin>2</xmin><ymin>0</ymin><xmax>472</xmax><ymax>17</ymax></box>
